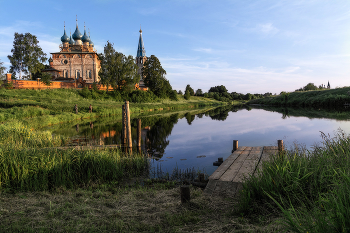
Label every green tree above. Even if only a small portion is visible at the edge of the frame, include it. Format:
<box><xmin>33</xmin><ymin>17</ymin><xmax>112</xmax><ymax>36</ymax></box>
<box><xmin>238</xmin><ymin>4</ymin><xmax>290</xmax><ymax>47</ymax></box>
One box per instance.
<box><xmin>178</xmin><ymin>90</ymin><xmax>183</xmax><ymax>95</ymax></box>
<box><xmin>7</xmin><ymin>32</ymin><xmax>47</xmax><ymax>79</ymax></box>
<box><xmin>303</xmin><ymin>83</ymin><xmax>318</xmax><ymax>91</ymax></box>
<box><xmin>195</xmin><ymin>89</ymin><xmax>203</xmax><ymax>96</ymax></box>
<box><xmin>142</xmin><ymin>55</ymin><xmax>172</xmax><ymax>98</ymax></box>
<box><xmin>185</xmin><ymin>84</ymin><xmax>194</xmax><ymax>96</ymax></box>
<box><xmin>40</xmin><ymin>72</ymin><xmax>52</xmax><ymax>86</ymax></box>
<box><xmin>184</xmin><ymin>90</ymin><xmax>191</xmax><ymax>100</ymax></box>
<box><xmin>0</xmin><ymin>59</ymin><xmax>5</xmax><ymax>80</ymax></box>
<box><xmin>98</xmin><ymin>41</ymin><xmax>139</xmax><ymax>92</ymax></box>
<box><xmin>209</xmin><ymin>85</ymin><xmax>228</xmax><ymax>94</ymax></box>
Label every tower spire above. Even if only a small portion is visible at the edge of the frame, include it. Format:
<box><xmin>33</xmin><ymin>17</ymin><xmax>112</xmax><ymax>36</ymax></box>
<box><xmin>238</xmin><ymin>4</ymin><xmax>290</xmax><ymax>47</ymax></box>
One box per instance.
<box><xmin>137</xmin><ymin>27</ymin><xmax>146</xmax><ymax>57</ymax></box>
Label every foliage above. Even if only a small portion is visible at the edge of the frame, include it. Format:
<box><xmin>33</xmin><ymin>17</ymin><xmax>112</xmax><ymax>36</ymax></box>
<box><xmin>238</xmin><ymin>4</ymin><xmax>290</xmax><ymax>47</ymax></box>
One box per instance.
<box><xmin>142</xmin><ymin>55</ymin><xmax>173</xmax><ymax>98</ymax></box>
<box><xmin>185</xmin><ymin>84</ymin><xmax>194</xmax><ymax>96</ymax></box>
<box><xmin>184</xmin><ymin>90</ymin><xmax>191</xmax><ymax>100</ymax></box>
<box><xmin>7</xmin><ymin>32</ymin><xmax>47</xmax><ymax>79</ymax></box>
<box><xmin>40</xmin><ymin>72</ymin><xmax>52</xmax><ymax>86</ymax></box>
<box><xmin>296</xmin><ymin>82</ymin><xmax>319</xmax><ymax>92</ymax></box>
<box><xmin>178</xmin><ymin>90</ymin><xmax>183</xmax><ymax>95</ymax></box>
<box><xmin>0</xmin><ymin>59</ymin><xmax>5</xmax><ymax>80</ymax></box>
<box><xmin>209</xmin><ymin>85</ymin><xmax>228</xmax><ymax>94</ymax></box>
<box><xmin>248</xmin><ymin>86</ymin><xmax>350</xmax><ymax>108</ymax></box>
<box><xmin>195</xmin><ymin>89</ymin><xmax>203</xmax><ymax>96</ymax></box>
<box><xmin>98</xmin><ymin>41</ymin><xmax>139</xmax><ymax>92</ymax></box>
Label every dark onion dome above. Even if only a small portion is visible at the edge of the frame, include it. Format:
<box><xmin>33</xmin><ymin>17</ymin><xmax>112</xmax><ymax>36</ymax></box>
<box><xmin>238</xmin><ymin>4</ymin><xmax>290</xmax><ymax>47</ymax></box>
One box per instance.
<box><xmin>89</xmin><ymin>36</ymin><xmax>94</xmax><ymax>47</ymax></box>
<box><xmin>82</xmin><ymin>27</ymin><xmax>90</xmax><ymax>43</ymax></box>
<box><xmin>72</xmin><ymin>24</ymin><xmax>83</xmax><ymax>40</ymax></box>
<box><xmin>61</xmin><ymin>28</ymin><xmax>70</xmax><ymax>43</ymax></box>
<box><xmin>69</xmin><ymin>33</ymin><xmax>74</xmax><ymax>45</ymax></box>
<box><xmin>48</xmin><ymin>57</ymin><xmax>53</xmax><ymax>63</ymax></box>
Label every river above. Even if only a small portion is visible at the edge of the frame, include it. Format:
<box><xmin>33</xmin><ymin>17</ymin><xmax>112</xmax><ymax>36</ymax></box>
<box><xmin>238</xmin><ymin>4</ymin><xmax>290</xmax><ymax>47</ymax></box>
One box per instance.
<box><xmin>46</xmin><ymin>105</ymin><xmax>350</xmax><ymax>178</ymax></box>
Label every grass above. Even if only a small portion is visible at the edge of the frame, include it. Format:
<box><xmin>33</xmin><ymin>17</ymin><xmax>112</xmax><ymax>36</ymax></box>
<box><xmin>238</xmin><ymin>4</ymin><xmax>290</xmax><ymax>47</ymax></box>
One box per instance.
<box><xmin>248</xmin><ymin>86</ymin><xmax>350</xmax><ymax>108</ymax></box>
<box><xmin>236</xmin><ymin>129</ymin><xmax>350</xmax><ymax>232</ymax></box>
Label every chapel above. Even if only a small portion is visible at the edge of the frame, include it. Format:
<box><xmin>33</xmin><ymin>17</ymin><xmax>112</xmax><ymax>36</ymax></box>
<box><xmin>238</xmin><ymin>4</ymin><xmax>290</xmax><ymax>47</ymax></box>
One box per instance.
<box><xmin>49</xmin><ymin>19</ymin><xmax>100</xmax><ymax>84</ymax></box>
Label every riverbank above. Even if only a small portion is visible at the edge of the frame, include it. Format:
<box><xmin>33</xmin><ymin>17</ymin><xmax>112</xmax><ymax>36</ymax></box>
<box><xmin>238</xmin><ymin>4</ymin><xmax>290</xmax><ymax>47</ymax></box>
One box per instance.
<box><xmin>247</xmin><ymin>86</ymin><xmax>350</xmax><ymax>108</ymax></box>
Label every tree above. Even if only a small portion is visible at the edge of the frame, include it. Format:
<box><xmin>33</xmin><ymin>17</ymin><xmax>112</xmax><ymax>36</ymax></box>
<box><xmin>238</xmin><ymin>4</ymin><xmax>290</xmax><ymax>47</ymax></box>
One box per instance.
<box><xmin>0</xmin><ymin>59</ymin><xmax>5</xmax><ymax>80</ymax></box>
<box><xmin>142</xmin><ymin>55</ymin><xmax>172</xmax><ymax>98</ymax></box>
<box><xmin>184</xmin><ymin>90</ymin><xmax>190</xmax><ymax>100</ymax></box>
<box><xmin>98</xmin><ymin>41</ymin><xmax>139</xmax><ymax>92</ymax></box>
<box><xmin>185</xmin><ymin>84</ymin><xmax>194</xmax><ymax>96</ymax></box>
<box><xmin>178</xmin><ymin>90</ymin><xmax>183</xmax><ymax>95</ymax></box>
<box><xmin>40</xmin><ymin>72</ymin><xmax>52</xmax><ymax>86</ymax></box>
<box><xmin>195</xmin><ymin>89</ymin><xmax>203</xmax><ymax>96</ymax></box>
<box><xmin>209</xmin><ymin>85</ymin><xmax>228</xmax><ymax>94</ymax></box>
<box><xmin>7</xmin><ymin>32</ymin><xmax>47</xmax><ymax>79</ymax></box>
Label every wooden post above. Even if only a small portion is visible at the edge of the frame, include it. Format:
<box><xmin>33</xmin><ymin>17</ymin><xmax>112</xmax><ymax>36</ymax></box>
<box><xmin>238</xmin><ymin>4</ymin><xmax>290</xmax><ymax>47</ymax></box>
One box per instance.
<box><xmin>198</xmin><ymin>173</ymin><xmax>204</xmax><ymax>182</ymax></box>
<box><xmin>233</xmin><ymin>140</ymin><xmax>238</xmax><ymax>152</ymax></box>
<box><xmin>125</xmin><ymin>101</ymin><xmax>132</xmax><ymax>153</ymax></box>
<box><xmin>180</xmin><ymin>185</ymin><xmax>190</xmax><ymax>203</ymax></box>
<box><xmin>278</xmin><ymin>140</ymin><xmax>284</xmax><ymax>152</ymax></box>
<box><xmin>218</xmin><ymin>157</ymin><xmax>223</xmax><ymax>163</ymax></box>
<box><xmin>122</xmin><ymin>105</ymin><xmax>127</xmax><ymax>149</ymax></box>
<box><xmin>137</xmin><ymin>119</ymin><xmax>141</xmax><ymax>153</ymax></box>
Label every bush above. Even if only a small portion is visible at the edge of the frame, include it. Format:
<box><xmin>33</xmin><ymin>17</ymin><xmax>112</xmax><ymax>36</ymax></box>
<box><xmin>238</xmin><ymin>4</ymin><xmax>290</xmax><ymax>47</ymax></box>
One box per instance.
<box><xmin>184</xmin><ymin>90</ymin><xmax>190</xmax><ymax>100</ymax></box>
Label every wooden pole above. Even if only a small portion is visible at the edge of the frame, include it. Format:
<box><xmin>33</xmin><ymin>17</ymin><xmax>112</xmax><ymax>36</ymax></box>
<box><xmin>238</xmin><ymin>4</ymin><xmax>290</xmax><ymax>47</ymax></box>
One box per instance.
<box><xmin>233</xmin><ymin>140</ymin><xmax>238</xmax><ymax>152</ymax></box>
<box><xmin>198</xmin><ymin>173</ymin><xmax>204</xmax><ymax>182</ymax></box>
<box><xmin>180</xmin><ymin>185</ymin><xmax>190</xmax><ymax>203</ymax></box>
<box><xmin>278</xmin><ymin>140</ymin><xmax>284</xmax><ymax>152</ymax></box>
<box><xmin>137</xmin><ymin>119</ymin><xmax>141</xmax><ymax>153</ymax></box>
<box><xmin>122</xmin><ymin>105</ymin><xmax>127</xmax><ymax>149</ymax></box>
<box><xmin>125</xmin><ymin>101</ymin><xmax>132</xmax><ymax>153</ymax></box>
<box><xmin>218</xmin><ymin>157</ymin><xmax>223</xmax><ymax>163</ymax></box>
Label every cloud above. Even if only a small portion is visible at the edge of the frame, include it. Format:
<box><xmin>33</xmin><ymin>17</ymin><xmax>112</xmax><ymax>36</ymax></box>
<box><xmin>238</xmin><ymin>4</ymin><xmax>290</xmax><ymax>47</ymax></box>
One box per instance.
<box><xmin>257</xmin><ymin>23</ymin><xmax>279</xmax><ymax>35</ymax></box>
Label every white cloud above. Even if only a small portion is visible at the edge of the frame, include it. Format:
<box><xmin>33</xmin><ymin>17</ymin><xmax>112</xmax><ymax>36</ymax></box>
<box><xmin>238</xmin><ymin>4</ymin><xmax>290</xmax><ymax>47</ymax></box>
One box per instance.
<box><xmin>257</xmin><ymin>23</ymin><xmax>279</xmax><ymax>35</ymax></box>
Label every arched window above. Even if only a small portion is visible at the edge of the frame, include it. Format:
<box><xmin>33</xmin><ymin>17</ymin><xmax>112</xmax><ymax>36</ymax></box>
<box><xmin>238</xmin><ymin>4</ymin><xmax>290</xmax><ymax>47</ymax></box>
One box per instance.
<box><xmin>87</xmin><ymin>70</ymin><xmax>92</xmax><ymax>79</ymax></box>
<box><xmin>76</xmin><ymin>70</ymin><xmax>81</xmax><ymax>79</ymax></box>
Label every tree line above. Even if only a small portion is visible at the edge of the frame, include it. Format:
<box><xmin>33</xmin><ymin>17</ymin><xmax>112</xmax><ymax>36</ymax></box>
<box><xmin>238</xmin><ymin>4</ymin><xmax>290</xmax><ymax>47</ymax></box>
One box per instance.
<box><xmin>178</xmin><ymin>84</ymin><xmax>272</xmax><ymax>102</ymax></box>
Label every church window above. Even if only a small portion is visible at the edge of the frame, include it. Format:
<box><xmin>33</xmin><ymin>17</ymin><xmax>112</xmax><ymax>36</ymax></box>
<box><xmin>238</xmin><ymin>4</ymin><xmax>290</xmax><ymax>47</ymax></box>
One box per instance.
<box><xmin>76</xmin><ymin>70</ymin><xmax>81</xmax><ymax>79</ymax></box>
<box><xmin>87</xmin><ymin>70</ymin><xmax>92</xmax><ymax>79</ymax></box>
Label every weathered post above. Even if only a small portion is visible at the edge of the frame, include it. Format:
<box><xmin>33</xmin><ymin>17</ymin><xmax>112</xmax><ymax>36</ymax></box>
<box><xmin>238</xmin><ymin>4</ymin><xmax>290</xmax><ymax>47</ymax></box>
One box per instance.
<box><xmin>125</xmin><ymin>101</ymin><xmax>132</xmax><ymax>153</ymax></box>
<box><xmin>218</xmin><ymin>157</ymin><xmax>223</xmax><ymax>163</ymax></box>
<box><xmin>278</xmin><ymin>140</ymin><xmax>284</xmax><ymax>152</ymax></box>
<box><xmin>137</xmin><ymin>119</ymin><xmax>141</xmax><ymax>153</ymax></box>
<box><xmin>198</xmin><ymin>173</ymin><xmax>204</xmax><ymax>182</ymax></box>
<box><xmin>232</xmin><ymin>140</ymin><xmax>238</xmax><ymax>152</ymax></box>
<box><xmin>180</xmin><ymin>185</ymin><xmax>190</xmax><ymax>203</ymax></box>
<box><xmin>122</xmin><ymin>105</ymin><xmax>127</xmax><ymax>150</ymax></box>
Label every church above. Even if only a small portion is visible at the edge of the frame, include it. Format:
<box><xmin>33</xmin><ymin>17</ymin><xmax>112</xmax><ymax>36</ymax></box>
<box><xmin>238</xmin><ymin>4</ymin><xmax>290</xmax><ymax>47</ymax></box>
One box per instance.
<box><xmin>47</xmin><ymin>19</ymin><xmax>147</xmax><ymax>89</ymax></box>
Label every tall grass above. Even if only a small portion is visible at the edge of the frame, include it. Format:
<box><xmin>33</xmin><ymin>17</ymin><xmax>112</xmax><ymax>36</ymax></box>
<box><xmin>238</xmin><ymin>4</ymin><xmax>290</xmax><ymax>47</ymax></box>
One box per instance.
<box><xmin>237</xmin><ymin>130</ymin><xmax>350</xmax><ymax>232</ymax></box>
<box><xmin>0</xmin><ymin>147</ymin><xmax>148</xmax><ymax>191</ymax></box>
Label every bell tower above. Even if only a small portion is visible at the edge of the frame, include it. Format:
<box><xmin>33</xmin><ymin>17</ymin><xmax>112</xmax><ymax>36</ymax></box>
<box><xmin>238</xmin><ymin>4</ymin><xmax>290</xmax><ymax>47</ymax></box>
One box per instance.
<box><xmin>136</xmin><ymin>27</ymin><xmax>147</xmax><ymax>88</ymax></box>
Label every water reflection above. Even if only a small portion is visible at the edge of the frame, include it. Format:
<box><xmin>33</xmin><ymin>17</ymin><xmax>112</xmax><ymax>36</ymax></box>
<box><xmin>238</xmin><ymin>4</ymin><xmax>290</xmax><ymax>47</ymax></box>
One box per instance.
<box><xmin>47</xmin><ymin>105</ymin><xmax>350</xmax><ymax>176</ymax></box>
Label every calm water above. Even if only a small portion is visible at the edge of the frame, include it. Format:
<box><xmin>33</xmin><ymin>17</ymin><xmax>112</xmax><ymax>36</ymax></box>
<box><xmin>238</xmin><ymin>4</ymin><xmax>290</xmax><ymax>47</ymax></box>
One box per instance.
<box><xmin>46</xmin><ymin>106</ymin><xmax>350</xmax><ymax>177</ymax></box>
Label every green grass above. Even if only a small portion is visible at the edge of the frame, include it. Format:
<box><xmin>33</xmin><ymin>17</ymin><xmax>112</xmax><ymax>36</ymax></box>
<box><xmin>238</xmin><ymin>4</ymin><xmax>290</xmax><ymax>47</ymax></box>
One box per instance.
<box><xmin>236</xmin><ymin>129</ymin><xmax>350</xmax><ymax>232</ymax></box>
<box><xmin>248</xmin><ymin>86</ymin><xmax>350</xmax><ymax>108</ymax></box>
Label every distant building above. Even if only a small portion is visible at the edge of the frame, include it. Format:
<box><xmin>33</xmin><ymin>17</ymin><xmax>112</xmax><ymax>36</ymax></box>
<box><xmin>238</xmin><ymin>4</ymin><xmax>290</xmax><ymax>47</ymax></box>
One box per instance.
<box><xmin>48</xmin><ymin>19</ymin><xmax>100</xmax><ymax>84</ymax></box>
<box><xmin>135</xmin><ymin>28</ymin><xmax>147</xmax><ymax>89</ymax></box>
<box><xmin>327</xmin><ymin>81</ymin><xmax>330</xmax><ymax>89</ymax></box>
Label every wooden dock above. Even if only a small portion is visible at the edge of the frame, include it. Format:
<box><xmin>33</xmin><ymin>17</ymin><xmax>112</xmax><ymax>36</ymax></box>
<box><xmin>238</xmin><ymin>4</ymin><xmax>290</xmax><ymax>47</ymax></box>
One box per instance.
<box><xmin>204</xmin><ymin>145</ymin><xmax>279</xmax><ymax>197</ymax></box>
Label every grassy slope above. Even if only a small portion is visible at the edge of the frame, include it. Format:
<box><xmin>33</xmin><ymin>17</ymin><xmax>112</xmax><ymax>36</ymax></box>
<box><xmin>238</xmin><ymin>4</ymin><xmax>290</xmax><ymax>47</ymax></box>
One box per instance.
<box><xmin>248</xmin><ymin>86</ymin><xmax>350</xmax><ymax>108</ymax></box>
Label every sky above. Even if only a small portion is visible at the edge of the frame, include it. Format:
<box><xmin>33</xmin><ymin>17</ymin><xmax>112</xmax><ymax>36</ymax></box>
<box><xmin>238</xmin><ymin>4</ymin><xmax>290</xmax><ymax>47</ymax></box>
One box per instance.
<box><xmin>1</xmin><ymin>0</ymin><xmax>350</xmax><ymax>94</ymax></box>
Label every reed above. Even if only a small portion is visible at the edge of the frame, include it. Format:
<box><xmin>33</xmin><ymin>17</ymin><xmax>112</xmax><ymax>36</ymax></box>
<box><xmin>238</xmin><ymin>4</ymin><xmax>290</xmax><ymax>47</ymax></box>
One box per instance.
<box><xmin>0</xmin><ymin>146</ymin><xmax>148</xmax><ymax>191</ymax></box>
<box><xmin>237</xmin><ymin>129</ymin><xmax>350</xmax><ymax>232</ymax></box>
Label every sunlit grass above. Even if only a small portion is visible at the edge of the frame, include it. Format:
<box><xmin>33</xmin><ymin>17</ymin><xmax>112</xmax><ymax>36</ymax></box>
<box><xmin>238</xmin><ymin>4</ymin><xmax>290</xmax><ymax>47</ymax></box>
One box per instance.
<box><xmin>237</xmin><ymin>129</ymin><xmax>350</xmax><ymax>232</ymax></box>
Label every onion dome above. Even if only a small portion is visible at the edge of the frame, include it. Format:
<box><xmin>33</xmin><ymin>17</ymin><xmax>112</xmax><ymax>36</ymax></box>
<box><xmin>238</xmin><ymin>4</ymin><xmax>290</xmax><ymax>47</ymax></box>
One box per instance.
<box><xmin>61</xmin><ymin>25</ymin><xmax>69</xmax><ymax>43</ymax></box>
<box><xmin>72</xmin><ymin>18</ymin><xmax>82</xmax><ymax>40</ymax></box>
<box><xmin>48</xmin><ymin>57</ymin><xmax>53</xmax><ymax>63</ymax></box>
<box><xmin>88</xmin><ymin>30</ymin><xmax>94</xmax><ymax>47</ymax></box>
<box><xmin>82</xmin><ymin>26</ymin><xmax>90</xmax><ymax>43</ymax></box>
<box><xmin>69</xmin><ymin>31</ymin><xmax>74</xmax><ymax>45</ymax></box>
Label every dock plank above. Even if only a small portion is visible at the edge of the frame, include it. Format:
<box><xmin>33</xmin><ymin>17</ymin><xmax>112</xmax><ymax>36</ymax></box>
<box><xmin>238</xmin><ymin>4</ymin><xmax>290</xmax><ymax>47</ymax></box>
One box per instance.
<box><xmin>232</xmin><ymin>147</ymin><xmax>263</xmax><ymax>182</ymax></box>
<box><xmin>209</xmin><ymin>146</ymin><xmax>246</xmax><ymax>180</ymax></box>
<box><xmin>219</xmin><ymin>148</ymin><xmax>251</xmax><ymax>182</ymax></box>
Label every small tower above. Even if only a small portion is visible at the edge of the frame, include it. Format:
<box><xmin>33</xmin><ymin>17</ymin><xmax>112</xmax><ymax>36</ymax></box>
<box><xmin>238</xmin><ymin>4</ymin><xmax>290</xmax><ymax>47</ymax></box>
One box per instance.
<box><xmin>82</xmin><ymin>23</ymin><xmax>90</xmax><ymax>46</ymax></box>
<box><xmin>136</xmin><ymin>27</ymin><xmax>147</xmax><ymax>88</ymax></box>
<box><xmin>327</xmin><ymin>81</ymin><xmax>330</xmax><ymax>89</ymax></box>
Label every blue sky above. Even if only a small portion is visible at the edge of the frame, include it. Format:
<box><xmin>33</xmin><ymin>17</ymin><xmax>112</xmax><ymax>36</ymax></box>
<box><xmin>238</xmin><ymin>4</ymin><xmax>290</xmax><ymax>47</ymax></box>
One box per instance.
<box><xmin>1</xmin><ymin>0</ymin><xmax>350</xmax><ymax>94</ymax></box>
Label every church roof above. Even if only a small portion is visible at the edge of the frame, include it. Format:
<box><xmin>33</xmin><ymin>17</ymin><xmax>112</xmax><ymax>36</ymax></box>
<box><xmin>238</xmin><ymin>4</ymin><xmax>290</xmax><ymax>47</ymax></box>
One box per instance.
<box><xmin>82</xmin><ymin>26</ymin><xmax>90</xmax><ymax>43</ymax></box>
<box><xmin>137</xmin><ymin>28</ymin><xmax>146</xmax><ymax>57</ymax></box>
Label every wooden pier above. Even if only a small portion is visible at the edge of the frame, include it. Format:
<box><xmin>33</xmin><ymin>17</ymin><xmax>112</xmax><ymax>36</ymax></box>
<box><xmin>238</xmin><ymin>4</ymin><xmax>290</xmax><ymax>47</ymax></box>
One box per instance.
<box><xmin>204</xmin><ymin>141</ymin><xmax>282</xmax><ymax>197</ymax></box>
